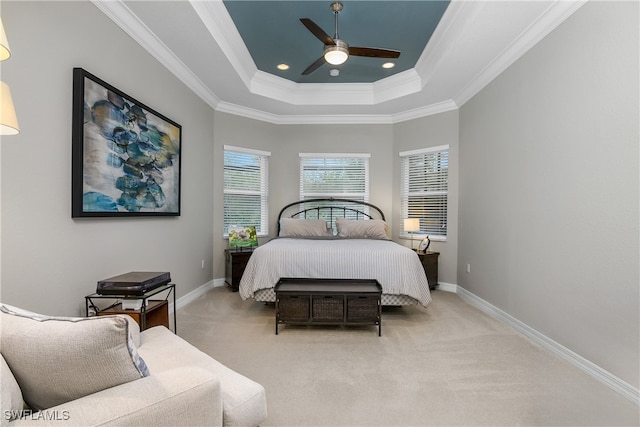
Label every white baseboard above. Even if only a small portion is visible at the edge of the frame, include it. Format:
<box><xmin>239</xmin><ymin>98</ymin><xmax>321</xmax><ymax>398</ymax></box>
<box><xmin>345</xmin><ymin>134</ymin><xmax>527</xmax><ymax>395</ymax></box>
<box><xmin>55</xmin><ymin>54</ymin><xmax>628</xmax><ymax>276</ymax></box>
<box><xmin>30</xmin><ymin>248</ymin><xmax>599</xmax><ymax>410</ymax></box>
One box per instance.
<box><xmin>455</xmin><ymin>285</ymin><xmax>640</xmax><ymax>405</ymax></box>
<box><xmin>435</xmin><ymin>281</ymin><xmax>457</xmax><ymax>293</ymax></box>
<box><xmin>168</xmin><ymin>278</ymin><xmax>224</xmax><ymax>313</ymax></box>
<box><xmin>168</xmin><ymin>278</ymin><xmax>639</xmax><ymax>405</ymax></box>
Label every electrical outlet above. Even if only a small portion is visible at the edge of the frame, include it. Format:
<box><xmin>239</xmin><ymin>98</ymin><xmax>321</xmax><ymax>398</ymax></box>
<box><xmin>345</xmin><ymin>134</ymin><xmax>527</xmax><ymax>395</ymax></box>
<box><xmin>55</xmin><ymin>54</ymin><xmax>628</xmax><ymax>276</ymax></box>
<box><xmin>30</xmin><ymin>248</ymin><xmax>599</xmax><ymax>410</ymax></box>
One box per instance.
<box><xmin>466</xmin><ymin>263</ymin><xmax>471</xmax><ymax>274</ymax></box>
<box><xmin>201</xmin><ymin>259</ymin><xmax>205</xmax><ymax>269</ymax></box>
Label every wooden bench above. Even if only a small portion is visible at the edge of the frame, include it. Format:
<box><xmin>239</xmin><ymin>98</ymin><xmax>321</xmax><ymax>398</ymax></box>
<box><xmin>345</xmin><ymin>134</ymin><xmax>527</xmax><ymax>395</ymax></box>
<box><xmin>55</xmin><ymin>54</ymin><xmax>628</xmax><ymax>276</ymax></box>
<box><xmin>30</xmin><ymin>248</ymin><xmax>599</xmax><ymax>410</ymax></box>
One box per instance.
<box><xmin>274</xmin><ymin>278</ymin><xmax>382</xmax><ymax>336</ymax></box>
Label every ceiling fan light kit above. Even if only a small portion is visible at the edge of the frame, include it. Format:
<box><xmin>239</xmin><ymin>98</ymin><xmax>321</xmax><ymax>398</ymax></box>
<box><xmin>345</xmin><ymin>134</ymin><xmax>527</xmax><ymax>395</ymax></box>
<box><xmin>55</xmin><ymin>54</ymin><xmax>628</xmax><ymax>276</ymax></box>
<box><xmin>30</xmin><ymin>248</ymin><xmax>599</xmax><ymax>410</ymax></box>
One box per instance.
<box><xmin>324</xmin><ymin>40</ymin><xmax>348</xmax><ymax>65</ymax></box>
<box><xmin>300</xmin><ymin>1</ymin><xmax>401</xmax><ymax>75</ymax></box>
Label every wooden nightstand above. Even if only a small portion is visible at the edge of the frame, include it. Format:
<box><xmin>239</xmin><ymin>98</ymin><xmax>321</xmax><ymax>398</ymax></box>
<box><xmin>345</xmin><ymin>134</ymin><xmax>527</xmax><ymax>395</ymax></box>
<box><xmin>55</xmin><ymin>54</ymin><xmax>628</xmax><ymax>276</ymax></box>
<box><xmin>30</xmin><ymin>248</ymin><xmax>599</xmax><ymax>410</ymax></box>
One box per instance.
<box><xmin>416</xmin><ymin>251</ymin><xmax>439</xmax><ymax>290</ymax></box>
<box><xmin>225</xmin><ymin>248</ymin><xmax>255</xmax><ymax>292</ymax></box>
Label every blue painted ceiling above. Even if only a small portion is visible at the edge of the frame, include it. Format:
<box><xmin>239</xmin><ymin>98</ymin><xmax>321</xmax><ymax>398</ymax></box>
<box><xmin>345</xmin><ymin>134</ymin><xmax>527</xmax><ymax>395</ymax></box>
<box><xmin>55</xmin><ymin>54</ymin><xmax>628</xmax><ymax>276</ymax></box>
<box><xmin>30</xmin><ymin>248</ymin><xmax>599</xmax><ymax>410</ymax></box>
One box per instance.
<box><xmin>223</xmin><ymin>1</ymin><xmax>450</xmax><ymax>84</ymax></box>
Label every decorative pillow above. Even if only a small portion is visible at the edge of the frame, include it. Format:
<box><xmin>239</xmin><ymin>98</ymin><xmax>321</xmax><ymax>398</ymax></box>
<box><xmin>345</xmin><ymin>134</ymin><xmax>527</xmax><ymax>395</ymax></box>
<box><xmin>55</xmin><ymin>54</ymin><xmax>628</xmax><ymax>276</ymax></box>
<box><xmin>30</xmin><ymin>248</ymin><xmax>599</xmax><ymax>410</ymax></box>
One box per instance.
<box><xmin>336</xmin><ymin>218</ymin><xmax>391</xmax><ymax>239</ymax></box>
<box><xmin>1</xmin><ymin>355</ymin><xmax>25</xmax><ymax>423</ymax></box>
<box><xmin>0</xmin><ymin>304</ymin><xmax>149</xmax><ymax>410</ymax></box>
<box><xmin>279</xmin><ymin>218</ymin><xmax>332</xmax><ymax>237</ymax></box>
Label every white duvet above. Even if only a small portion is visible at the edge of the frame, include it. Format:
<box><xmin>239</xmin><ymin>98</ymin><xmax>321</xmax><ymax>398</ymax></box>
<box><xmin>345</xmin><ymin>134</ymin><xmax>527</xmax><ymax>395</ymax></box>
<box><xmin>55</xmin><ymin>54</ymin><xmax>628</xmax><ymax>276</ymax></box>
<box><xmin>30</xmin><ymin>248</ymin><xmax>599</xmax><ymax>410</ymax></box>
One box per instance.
<box><xmin>239</xmin><ymin>238</ymin><xmax>432</xmax><ymax>307</ymax></box>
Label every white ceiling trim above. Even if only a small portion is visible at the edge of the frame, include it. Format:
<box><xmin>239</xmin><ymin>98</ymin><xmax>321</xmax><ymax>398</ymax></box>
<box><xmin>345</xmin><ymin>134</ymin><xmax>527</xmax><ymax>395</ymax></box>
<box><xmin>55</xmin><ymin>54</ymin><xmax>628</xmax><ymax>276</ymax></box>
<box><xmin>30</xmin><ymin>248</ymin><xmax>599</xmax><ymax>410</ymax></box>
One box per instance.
<box><xmin>216</xmin><ymin>101</ymin><xmax>396</xmax><ymax>125</ymax></box>
<box><xmin>94</xmin><ymin>0</ymin><xmax>587</xmax><ymax>125</ymax></box>
<box><xmin>189</xmin><ymin>0</ymin><xmax>429</xmax><ymax>107</ymax></box>
<box><xmin>188</xmin><ymin>0</ymin><xmax>256</xmax><ymax>87</ymax></box>
<box><xmin>392</xmin><ymin>100</ymin><xmax>459</xmax><ymax>124</ymax></box>
<box><xmin>250</xmin><ymin>71</ymin><xmax>376</xmax><ymax>106</ymax></box>
<box><xmin>413</xmin><ymin>0</ymin><xmax>482</xmax><ymax>87</ymax></box>
<box><xmin>91</xmin><ymin>0</ymin><xmax>220</xmax><ymax>110</ymax></box>
<box><xmin>215</xmin><ymin>98</ymin><xmax>459</xmax><ymax>125</ymax></box>
<box><xmin>454</xmin><ymin>0</ymin><xmax>587</xmax><ymax>106</ymax></box>
<box><xmin>372</xmin><ymin>69</ymin><xmax>423</xmax><ymax>104</ymax></box>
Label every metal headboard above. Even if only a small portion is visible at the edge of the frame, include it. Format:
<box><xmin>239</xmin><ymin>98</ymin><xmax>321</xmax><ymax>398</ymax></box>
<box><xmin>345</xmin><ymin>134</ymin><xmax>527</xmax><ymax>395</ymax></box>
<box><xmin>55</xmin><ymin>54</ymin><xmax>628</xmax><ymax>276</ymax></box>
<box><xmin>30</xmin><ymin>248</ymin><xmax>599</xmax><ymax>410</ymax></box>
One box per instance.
<box><xmin>277</xmin><ymin>198</ymin><xmax>386</xmax><ymax>235</ymax></box>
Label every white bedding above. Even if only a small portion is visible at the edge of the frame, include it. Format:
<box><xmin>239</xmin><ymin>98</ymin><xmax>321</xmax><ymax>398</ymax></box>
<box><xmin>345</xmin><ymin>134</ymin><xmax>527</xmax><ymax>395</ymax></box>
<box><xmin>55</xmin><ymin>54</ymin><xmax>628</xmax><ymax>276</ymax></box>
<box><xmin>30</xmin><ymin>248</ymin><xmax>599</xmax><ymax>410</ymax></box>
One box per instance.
<box><xmin>239</xmin><ymin>238</ymin><xmax>432</xmax><ymax>307</ymax></box>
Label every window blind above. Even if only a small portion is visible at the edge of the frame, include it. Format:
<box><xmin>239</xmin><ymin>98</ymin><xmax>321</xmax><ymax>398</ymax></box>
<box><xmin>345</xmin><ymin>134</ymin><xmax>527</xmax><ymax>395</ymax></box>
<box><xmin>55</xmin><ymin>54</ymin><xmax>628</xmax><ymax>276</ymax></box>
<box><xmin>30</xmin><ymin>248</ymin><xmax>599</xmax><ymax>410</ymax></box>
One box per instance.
<box><xmin>299</xmin><ymin>153</ymin><xmax>370</xmax><ymax>222</ymax></box>
<box><xmin>224</xmin><ymin>146</ymin><xmax>270</xmax><ymax>236</ymax></box>
<box><xmin>400</xmin><ymin>145</ymin><xmax>448</xmax><ymax>238</ymax></box>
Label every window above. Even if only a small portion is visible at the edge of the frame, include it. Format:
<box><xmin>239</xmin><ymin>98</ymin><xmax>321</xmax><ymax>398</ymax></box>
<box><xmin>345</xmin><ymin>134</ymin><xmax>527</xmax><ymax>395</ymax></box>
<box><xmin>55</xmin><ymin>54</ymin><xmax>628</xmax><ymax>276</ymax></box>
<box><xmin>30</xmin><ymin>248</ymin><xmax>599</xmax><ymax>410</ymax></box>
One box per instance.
<box><xmin>400</xmin><ymin>145</ymin><xmax>449</xmax><ymax>240</ymax></box>
<box><xmin>299</xmin><ymin>153</ymin><xmax>370</xmax><ymax>221</ymax></box>
<box><xmin>224</xmin><ymin>145</ymin><xmax>270</xmax><ymax>236</ymax></box>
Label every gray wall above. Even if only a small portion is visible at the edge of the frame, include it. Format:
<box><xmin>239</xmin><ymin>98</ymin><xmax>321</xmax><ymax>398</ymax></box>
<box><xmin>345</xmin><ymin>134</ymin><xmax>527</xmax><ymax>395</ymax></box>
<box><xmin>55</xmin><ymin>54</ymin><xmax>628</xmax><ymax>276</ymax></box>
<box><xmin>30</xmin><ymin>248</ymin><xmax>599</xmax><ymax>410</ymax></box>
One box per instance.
<box><xmin>1</xmin><ymin>1</ymin><xmax>215</xmax><ymax>315</ymax></box>
<box><xmin>1</xmin><ymin>0</ymin><xmax>636</xmax><ymax>391</ymax></box>
<box><xmin>212</xmin><ymin>115</ymin><xmax>407</xmax><ymax>278</ymax></box>
<box><xmin>457</xmin><ymin>1</ymin><xmax>639</xmax><ymax>387</ymax></box>
<box><xmin>393</xmin><ymin>110</ymin><xmax>459</xmax><ymax>285</ymax></box>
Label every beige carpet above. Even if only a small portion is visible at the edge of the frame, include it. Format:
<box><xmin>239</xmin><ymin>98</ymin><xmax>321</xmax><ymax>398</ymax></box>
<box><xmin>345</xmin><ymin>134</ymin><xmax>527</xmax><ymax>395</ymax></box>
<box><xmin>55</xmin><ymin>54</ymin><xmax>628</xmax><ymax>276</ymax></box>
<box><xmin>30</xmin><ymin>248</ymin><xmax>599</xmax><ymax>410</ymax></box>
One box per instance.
<box><xmin>176</xmin><ymin>287</ymin><xmax>638</xmax><ymax>426</ymax></box>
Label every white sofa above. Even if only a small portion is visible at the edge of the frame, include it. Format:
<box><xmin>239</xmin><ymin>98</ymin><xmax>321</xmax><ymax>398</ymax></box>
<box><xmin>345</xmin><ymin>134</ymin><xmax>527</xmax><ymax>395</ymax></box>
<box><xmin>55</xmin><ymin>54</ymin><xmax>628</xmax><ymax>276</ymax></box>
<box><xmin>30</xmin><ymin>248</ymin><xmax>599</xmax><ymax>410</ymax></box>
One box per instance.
<box><xmin>0</xmin><ymin>304</ymin><xmax>267</xmax><ymax>427</ymax></box>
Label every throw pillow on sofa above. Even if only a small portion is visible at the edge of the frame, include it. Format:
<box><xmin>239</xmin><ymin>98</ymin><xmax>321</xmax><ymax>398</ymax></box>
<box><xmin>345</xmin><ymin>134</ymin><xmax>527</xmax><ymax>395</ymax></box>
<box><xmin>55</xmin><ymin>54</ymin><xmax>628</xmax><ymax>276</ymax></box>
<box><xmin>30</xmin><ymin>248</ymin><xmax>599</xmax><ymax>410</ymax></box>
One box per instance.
<box><xmin>1</xmin><ymin>355</ymin><xmax>25</xmax><ymax>423</ymax></box>
<box><xmin>0</xmin><ymin>304</ymin><xmax>149</xmax><ymax>410</ymax></box>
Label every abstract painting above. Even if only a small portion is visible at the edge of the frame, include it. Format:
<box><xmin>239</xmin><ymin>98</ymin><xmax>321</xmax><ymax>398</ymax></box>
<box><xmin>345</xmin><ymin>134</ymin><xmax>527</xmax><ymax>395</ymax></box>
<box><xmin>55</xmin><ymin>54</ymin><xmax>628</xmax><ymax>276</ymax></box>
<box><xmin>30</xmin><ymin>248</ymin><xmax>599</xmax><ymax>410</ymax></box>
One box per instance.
<box><xmin>72</xmin><ymin>68</ymin><xmax>181</xmax><ymax>217</ymax></box>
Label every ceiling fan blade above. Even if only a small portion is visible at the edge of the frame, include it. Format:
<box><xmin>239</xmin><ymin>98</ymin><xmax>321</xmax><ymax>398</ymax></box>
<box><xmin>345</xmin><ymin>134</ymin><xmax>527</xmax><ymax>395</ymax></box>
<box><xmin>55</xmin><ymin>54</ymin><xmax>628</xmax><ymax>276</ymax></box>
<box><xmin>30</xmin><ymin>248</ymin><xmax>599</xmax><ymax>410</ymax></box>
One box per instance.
<box><xmin>300</xmin><ymin>18</ymin><xmax>335</xmax><ymax>46</ymax></box>
<box><xmin>301</xmin><ymin>56</ymin><xmax>326</xmax><ymax>75</ymax></box>
<box><xmin>349</xmin><ymin>46</ymin><xmax>401</xmax><ymax>59</ymax></box>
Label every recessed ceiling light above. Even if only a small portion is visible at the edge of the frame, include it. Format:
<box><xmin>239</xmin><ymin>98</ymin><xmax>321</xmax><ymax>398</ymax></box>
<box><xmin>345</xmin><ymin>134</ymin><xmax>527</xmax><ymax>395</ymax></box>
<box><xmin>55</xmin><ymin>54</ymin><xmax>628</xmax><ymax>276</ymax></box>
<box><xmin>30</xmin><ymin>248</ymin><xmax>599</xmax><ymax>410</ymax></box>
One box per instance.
<box><xmin>329</xmin><ymin>68</ymin><xmax>339</xmax><ymax>77</ymax></box>
<box><xmin>277</xmin><ymin>63</ymin><xmax>290</xmax><ymax>71</ymax></box>
<box><xmin>382</xmin><ymin>62</ymin><xmax>395</xmax><ymax>69</ymax></box>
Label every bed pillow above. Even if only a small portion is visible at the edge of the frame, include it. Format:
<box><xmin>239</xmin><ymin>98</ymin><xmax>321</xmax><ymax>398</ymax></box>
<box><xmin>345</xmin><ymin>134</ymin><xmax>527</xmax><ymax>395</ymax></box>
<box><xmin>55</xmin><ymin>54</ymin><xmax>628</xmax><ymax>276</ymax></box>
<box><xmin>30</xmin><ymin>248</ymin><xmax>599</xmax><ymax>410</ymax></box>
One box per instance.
<box><xmin>0</xmin><ymin>304</ymin><xmax>149</xmax><ymax>410</ymax></box>
<box><xmin>336</xmin><ymin>218</ymin><xmax>391</xmax><ymax>239</ymax></box>
<box><xmin>279</xmin><ymin>218</ymin><xmax>332</xmax><ymax>237</ymax></box>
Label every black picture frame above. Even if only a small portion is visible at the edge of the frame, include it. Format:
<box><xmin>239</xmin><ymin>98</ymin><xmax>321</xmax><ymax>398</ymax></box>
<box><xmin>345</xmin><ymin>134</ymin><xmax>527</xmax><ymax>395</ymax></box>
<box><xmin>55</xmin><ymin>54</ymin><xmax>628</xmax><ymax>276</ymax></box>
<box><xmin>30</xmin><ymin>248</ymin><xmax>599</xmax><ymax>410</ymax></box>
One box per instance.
<box><xmin>72</xmin><ymin>68</ymin><xmax>181</xmax><ymax>217</ymax></box>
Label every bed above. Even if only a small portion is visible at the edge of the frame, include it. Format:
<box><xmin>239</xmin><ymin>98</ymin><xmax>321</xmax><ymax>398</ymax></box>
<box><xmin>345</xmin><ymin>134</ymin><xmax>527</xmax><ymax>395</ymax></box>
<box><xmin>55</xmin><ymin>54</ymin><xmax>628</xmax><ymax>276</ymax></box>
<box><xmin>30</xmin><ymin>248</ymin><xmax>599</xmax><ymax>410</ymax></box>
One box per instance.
<box><xmin>238</xmin><ymin>198</ymin><xmax>432</xmax><ymax>307</ymax></box>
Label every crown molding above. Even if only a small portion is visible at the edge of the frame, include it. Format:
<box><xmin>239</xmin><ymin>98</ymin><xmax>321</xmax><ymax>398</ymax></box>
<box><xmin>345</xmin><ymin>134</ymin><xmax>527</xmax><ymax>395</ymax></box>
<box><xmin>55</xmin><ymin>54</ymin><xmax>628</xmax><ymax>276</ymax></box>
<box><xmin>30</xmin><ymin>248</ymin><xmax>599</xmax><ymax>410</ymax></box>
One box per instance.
<box><xmin>392</xmin><ymin>100</ymin><xmax>459</xmax><ymax>124</ymax></box>
<box><xmin>454</xmin><ymin>0</ymin><xmax>587</xmax><ymax>107</ymax></box>
<box><xmin>90</xmin><ymin>0</ymin><xmax>220</xmax><ymax>109</ymax></box>
<box><xmin>414</xmin><ymin>0</ymin><xmax>483</xmax><ymax>87</ymax></box>
<box><xmin>251</xmin><ymin>71</ymin><xmax>376</xmax><ymax>106</ymax></box>
<box><xmin>189</xmin><ymin>0</ymin><xmax>425</xmax><ymax>106</ymax></box>
<box><xmin>93</xmin><ymin>0</ymin><xmax>586</xmax><ymax>125</ymax></box>
<box><xmin>216</xmin><ymin>101</ymin><xmax>394</xmax><ymax>125</ymax></box>
<box><xmin>216</xmin><ymin>98</ymin><xmax>459</xmax><ymax>125</ymax></box>
<box><xmin>373</xmin><ymin>69</ymin><xmax>423</xmax><ymax>104</ymax></box>
<box><xmin>189</xmin><ymin>0</ymin><xmax>256</xmax><ymax>87</ymax></box>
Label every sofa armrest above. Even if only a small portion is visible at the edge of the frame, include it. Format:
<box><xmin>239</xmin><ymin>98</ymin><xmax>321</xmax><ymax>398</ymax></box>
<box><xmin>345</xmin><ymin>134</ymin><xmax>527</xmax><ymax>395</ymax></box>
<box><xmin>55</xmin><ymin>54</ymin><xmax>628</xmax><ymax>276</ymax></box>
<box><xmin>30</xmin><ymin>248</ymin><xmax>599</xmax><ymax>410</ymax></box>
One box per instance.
<box><xmin>9</xmin><ymin>367</ymin><xmax>222</xmax><ymax>427</ymax></box>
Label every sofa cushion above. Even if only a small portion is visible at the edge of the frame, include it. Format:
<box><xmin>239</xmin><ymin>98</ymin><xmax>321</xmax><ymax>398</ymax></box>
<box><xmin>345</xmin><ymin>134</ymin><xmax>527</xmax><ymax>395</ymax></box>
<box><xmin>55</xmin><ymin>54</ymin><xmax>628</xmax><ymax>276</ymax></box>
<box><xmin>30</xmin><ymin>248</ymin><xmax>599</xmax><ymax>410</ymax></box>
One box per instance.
<box><xmin>139</xmin><ymin>326</ymin><xmax>267</xmax><ymax>427</ymax></box>
<box><xmin>0</xmin><ymin>304</ymin><xmax>149</xmax><ymax>410</ymax></box>
<box><xmin>1</xmin><ymin>355</ymin><xmax>24</xmax><ymax>425</ymax></box>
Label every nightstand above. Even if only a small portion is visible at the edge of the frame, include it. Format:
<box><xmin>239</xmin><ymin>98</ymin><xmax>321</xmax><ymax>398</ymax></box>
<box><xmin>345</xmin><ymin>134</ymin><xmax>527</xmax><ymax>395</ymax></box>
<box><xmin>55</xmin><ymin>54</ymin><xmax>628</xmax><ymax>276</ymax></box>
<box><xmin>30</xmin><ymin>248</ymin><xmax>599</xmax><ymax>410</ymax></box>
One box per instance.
<box><xmin>416</xmin><ymin>251</ymin><xmax>439</xmax><ymax>290</ymax></box>
<box><xmin>225</xmin><ymin>248</ymin><xmax>255</xmax><ymax>292</ymax></box>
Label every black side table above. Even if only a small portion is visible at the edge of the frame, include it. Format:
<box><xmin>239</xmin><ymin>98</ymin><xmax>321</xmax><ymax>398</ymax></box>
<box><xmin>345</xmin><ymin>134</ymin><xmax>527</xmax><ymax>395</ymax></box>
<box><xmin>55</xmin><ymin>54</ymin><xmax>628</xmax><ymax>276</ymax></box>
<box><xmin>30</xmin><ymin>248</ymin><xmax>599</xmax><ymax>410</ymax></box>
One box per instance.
<box><xmin>85</xmin><ymin>284</ymin><xmax>176</xmax><ymax>333</ymax></box>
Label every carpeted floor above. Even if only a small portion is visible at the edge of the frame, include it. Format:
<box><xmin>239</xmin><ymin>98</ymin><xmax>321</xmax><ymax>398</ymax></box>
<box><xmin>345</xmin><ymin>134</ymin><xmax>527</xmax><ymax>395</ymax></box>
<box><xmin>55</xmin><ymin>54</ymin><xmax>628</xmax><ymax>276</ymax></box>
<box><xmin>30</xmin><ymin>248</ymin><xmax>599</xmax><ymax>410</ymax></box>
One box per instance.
<box><xmin>176</xmin><ymin>287</ymin><xmax>639</xmax><ymax>426</ymax></box>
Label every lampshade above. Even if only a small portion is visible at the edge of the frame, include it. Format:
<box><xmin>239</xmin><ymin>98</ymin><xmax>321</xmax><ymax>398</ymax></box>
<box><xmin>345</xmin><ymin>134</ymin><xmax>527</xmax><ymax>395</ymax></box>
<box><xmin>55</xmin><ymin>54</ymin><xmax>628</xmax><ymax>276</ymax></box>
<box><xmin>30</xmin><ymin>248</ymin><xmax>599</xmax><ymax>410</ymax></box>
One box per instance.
<box><xmin>0</xmin><ymin>18</ymin><xmax>11</xmax><ymax>61</ymax></box>
<box><xmin>404</xmin><ymin>218</ymin><xmax>420</xmax><ymax>232</ymax></box>
<box><xmin>1</xmin><ymin>81</ymin><xmax>20</xmax><ymax>135</ymax></box>
<box><xmin>324</xmin><ymin>40</ymin><xmax>349</xmax><ymax>65</ymax></box>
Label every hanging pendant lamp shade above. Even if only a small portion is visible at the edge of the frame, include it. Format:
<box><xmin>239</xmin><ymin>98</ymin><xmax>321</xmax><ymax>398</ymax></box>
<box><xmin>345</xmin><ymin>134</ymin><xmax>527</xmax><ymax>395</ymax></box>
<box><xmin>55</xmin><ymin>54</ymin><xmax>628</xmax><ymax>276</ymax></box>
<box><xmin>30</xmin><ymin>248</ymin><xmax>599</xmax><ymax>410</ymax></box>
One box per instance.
<box><xmin>1</xmin><ymin>81</ymin><xmax>20</xmax><ymax>135</ymax></box>
<box><xmin>0</xmin><ymin>18</ymin><xmax>11</xmax><ymax>61</ymax></box>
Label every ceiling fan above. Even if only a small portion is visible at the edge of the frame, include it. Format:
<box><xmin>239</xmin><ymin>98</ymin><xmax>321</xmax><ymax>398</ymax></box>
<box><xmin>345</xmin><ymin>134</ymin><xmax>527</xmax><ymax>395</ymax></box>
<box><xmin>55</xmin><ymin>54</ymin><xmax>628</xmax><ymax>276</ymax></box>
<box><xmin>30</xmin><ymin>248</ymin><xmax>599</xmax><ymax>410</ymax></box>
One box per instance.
<box><xmin>300</xmin><ymin>1</ymin><xmax>401</xmax><ymax>75</ymax></box>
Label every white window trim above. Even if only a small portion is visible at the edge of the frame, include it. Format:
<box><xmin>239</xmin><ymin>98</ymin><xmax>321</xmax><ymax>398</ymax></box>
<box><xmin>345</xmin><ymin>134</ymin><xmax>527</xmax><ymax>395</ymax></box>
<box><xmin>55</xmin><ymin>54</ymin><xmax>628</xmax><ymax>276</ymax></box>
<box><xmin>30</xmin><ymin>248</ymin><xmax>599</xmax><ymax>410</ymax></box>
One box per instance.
<box><xmin>224</xmin><ymin>145</ymin><xmax>271</xmax><ymax>157</ymax></box>
<box><xmin>223</xmin><ymin>145</ymin><xmax>271</xmax><ymax>238</ymax></box>
<box><xmin>400</xmin><ymin>145</ymin><xmax>449</xmax><ymax>242</ymax></box>
<box><xmin>299</xmin><ymin>153</ymin><xmax>370</xmax><ymax>202</ymax></box>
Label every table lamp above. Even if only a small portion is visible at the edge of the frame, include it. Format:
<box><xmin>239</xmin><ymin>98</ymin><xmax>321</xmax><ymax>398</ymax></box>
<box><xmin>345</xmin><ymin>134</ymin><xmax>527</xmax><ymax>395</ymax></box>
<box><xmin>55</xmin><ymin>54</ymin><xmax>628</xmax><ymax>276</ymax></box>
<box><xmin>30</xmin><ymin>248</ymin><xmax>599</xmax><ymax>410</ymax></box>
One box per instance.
<box><xmin>404</xmin><ymin>218</ymin><xmax>420</xmax><ymax>250</ymax></box>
